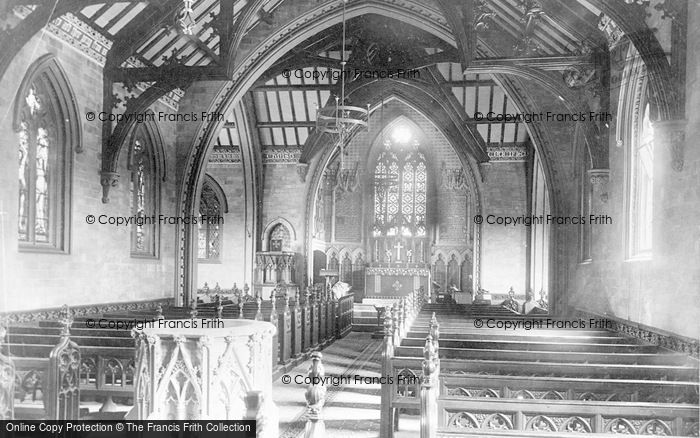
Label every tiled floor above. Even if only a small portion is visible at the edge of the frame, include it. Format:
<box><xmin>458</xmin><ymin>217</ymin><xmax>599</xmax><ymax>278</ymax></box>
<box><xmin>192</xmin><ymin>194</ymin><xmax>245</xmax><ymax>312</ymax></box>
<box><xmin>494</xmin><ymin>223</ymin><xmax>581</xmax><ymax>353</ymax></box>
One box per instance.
<box><xmin>274</xmin><ymin>332</ymin><xmax>420</xmax><ymax>438</ymax></box>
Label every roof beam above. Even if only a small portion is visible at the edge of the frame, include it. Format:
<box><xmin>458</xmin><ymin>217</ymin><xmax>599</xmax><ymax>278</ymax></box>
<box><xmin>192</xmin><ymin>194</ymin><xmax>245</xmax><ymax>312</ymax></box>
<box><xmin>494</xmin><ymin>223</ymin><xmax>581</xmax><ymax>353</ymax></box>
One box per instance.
<box><xmin>111</xmin><ymin>66</ymin><xmax>226</xmax><ymax>83</ymax></box>
<box><xmin>469</xmin><ymin>55</ymin><xmax>592</xmax><ymax>72</ymax></box>
<box><xmin>105</xmin><ymin>0</ymin><xmax>179</xmax><ymax>71</ymax></box>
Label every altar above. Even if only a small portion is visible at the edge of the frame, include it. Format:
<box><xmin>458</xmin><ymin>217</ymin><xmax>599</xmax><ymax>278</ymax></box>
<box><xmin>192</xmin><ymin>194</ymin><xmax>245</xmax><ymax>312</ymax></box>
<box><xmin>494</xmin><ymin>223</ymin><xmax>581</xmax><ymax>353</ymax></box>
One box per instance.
<box><xmin>364</xmin><ymin>263</ymin><xmax>431</xmax><ymax>299</ymax></box>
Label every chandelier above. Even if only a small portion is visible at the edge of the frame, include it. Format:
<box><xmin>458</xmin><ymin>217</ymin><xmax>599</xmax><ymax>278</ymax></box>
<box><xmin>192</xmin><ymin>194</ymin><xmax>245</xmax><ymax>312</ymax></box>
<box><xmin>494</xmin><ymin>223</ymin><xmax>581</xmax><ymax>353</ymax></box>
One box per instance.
<box><xmin>316</xmin><ymin>0</ymin><xmax>370</xmax><ymax>182</ymax></box>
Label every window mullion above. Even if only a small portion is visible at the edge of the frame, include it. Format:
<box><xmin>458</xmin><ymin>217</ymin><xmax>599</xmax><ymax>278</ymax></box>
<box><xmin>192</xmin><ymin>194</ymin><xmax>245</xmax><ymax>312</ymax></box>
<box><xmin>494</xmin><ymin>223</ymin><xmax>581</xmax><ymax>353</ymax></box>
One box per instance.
<box><xmin>27</xmin><ymin>124</ymin><xmax>38</xmax><ymax>244</ymax></box>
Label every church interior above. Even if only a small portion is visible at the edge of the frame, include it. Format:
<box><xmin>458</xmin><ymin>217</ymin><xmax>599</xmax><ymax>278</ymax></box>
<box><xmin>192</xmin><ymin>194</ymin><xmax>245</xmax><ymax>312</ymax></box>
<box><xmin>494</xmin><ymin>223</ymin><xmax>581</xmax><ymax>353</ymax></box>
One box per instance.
<box><xmin>0</xmin><ymin>0</ymin><xmax>699</xmax><ymax>436</ymax></box>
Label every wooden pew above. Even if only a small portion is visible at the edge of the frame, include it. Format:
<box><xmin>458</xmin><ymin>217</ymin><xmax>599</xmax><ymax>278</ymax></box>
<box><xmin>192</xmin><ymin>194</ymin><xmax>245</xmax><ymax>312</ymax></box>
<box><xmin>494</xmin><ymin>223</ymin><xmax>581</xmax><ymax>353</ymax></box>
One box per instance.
<box><xmin>384</xmin><ymin>304</ymin><xmax>700</xmax><ymax>438</ymax></box>
<box><xmin>4</xmin><ymin>306</ymin><xmax>81</xmax><ymax>420</ymax></box>
<box><xmin>0</xmin><ymin>324</ymin><xmax>14</xmax><ymax>419</ymax></box>
<box><xmin>435</xmin><ymin>397</ymin><xmax>699</xmax><ymax>435</ymax></box>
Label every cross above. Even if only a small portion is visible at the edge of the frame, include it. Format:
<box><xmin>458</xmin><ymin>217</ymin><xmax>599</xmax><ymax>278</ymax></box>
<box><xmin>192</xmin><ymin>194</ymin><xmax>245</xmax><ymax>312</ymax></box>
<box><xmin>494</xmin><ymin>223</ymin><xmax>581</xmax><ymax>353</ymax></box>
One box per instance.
<box><xmin>392</xmin><ymin>280</ymin><xmax>402</xmax><ymax>292</ymax></box>
<box><xmin>393</xmin><ymin>241</ymin><xmax>404</xmax><ymax>261</ymax></box>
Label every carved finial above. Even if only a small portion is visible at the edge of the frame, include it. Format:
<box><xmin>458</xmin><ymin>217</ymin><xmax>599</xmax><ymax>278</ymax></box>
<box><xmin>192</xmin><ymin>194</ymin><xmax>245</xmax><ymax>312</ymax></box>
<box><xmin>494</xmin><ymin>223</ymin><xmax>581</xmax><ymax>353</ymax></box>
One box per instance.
<box><xmin>243</xmin><ymin>283</ymin><xmax>250</xmax><ymax>296</ymax></box>
<box><xmin>255</xmin><ymin>295</ymin><xmax>263</xmax><ymax>321</ymax></box>
<box><xmin>213</xmin><ymin>282</ymin><xmax>221</xmax><ymax>294</ymax></box>
<box><xmin>422</xmin><ymin>335</ymin><xmax>437</xmax><ymax>378</ymax></box>
<box><xmin>58</xmin><ymin>304</ymin><xmax>74</xmax><ymax>337</ymax></box>
<box><xmin>216</xmin><ymin>296</ymin><xmax>223</xmax><ymax>319</ymax></box>
<box><xmin>189</xmin><ymin>299</ymin><xmax>198</xmax><ymax>319</ymax></box>
<box><xmin>383</xmin><ymin>308</ymin><xmax>393</xmax><ymax>337</ymax></box>
<box><xmin>155</xmin><ymin>304</ymin><xmax>164</xmax><ymax>320</ymax></box>
<box><xmin>304</xmin><ymin>352</ymin><xmax>326</xmax><ymax>434</ymax></box>
<box><xmin>239</xmin><ymin>294</ymin><xmax>245</xmax><ymax>319</ymax></box>
<box><xmin>429</xmin><ymin>313</ymin><xmax>440</xmax><ymax>350</ymax></box>
<box><xmin>202</xmin><ymin>283</ymin><xmax>210</xmax><ymax>294</ymax></box>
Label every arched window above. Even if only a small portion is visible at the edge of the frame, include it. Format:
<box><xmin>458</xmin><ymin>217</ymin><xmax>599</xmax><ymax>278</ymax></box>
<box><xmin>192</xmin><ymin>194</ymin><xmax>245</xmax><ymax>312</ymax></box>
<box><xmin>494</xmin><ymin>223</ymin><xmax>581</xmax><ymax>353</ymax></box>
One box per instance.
<box><xmin>198</xmin><ymin>178</ymin><xmax>225</xmax><ymax>261</ymax></box>
<box><xmin>373</xmin><ymin>148</ymin><xmax>427</xmax><ymax>237</ymax></box>
<box><xmin>15</xmin><ymin>55</ymin><xmax>78</xmax><ymax>252</ymax></box>
<box><xmin>129</xmin><ymin>121</ymin><xmax>161</xmax><ymax>257</ymax></box>
<box><xmin>629</xmin><ymin>102</ymin><xmax>654</xmax><ymax>257</ymax></box>
<box><xmin>268</xmin><ymin>223</ymin><xmax>290</xmax><ymax>252</ymax></box>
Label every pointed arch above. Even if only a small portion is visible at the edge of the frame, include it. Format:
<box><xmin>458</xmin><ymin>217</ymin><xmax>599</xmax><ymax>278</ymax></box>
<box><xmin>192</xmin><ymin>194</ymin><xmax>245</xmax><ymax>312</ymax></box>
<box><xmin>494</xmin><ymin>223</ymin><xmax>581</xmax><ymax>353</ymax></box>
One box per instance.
<box><xmin>200</xmin><ymin>174</ymin><xmax>229</xmax><ymax>214</ymax></box>
<box><xmin>14</xmin><ymin>54</ymin><xmax>79</xmax><ymax>252</ymax></box>
<box><xmin>128</xmin><ymin>117</ymin><xmax>163</xmax><ymax>258</ymax></box>
<box><xmin>261</xmin><ymin>217</ymin><xmax>296</xmax><ymax>252</ymax></box>
<box><xmin>198</xmin><ymin>174</ymin><xmax>227</xmax><ymax>261</ymax></box>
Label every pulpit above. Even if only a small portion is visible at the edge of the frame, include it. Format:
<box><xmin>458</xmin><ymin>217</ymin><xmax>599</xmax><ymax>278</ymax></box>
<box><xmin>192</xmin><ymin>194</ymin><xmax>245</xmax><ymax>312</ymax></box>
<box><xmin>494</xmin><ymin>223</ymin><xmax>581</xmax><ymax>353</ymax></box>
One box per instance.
<box><xmin>254</xmin><ymin>251</ymin><xmax>299</xmax><ymax>298</ymax></box>
<box><xmin>133</xmin><ymin>319</ymin><xmax>278</xmax><ymax>436</ymax></box>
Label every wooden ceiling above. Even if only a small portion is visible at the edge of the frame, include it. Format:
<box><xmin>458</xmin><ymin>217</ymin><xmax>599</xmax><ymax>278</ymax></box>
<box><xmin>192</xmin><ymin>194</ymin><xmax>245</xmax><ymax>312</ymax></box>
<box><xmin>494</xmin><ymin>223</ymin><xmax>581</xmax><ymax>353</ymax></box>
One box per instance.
<box><xmin>4</xmin><ymin>0</ymin><xmax>631</xmax><ymax>162</ymax></box>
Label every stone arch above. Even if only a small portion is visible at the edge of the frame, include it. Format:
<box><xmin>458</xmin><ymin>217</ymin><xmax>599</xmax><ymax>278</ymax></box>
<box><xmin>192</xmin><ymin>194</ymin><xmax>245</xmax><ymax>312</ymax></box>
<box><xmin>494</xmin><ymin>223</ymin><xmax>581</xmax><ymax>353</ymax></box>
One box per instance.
<box><xmin>305</xmin><ymin>97</ymin><xmax>484</xmax><ymax>285</ymax></box>
<box><xmin>261</xmin><ymin>217</ymin><xmax>296</xmax><ymax>251</ymax></box>
<box><xmin>173</xmin><ymin>0</ymin><xmax>676</xmax><ymax>301</ymax></box>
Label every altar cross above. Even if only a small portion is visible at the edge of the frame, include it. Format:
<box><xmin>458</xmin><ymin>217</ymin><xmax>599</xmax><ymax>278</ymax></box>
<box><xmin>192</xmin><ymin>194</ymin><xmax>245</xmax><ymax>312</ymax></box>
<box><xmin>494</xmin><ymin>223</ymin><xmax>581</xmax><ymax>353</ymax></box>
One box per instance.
<box><xmin>393</xmin><ymin>241</ymin><xmax>404</xmax><ymax>261</ymax></box>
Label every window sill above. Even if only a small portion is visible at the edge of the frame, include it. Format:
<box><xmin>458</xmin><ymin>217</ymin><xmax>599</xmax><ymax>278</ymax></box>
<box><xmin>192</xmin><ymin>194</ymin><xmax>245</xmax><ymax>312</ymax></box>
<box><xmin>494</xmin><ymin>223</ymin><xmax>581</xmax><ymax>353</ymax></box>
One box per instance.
<box><xmin>130</xmin><ymin>252</ymin><xmax>159</xmax><ymax>260</ymax></box>
<box><xmin>18</xmin><ymin>243</ymin><xmax>68</xmax><ymax>254</ymax></box>
<box><xmin>197</xmin><ymin>259</ymin><xmax>222</xmax><ymax>264</ymax></box>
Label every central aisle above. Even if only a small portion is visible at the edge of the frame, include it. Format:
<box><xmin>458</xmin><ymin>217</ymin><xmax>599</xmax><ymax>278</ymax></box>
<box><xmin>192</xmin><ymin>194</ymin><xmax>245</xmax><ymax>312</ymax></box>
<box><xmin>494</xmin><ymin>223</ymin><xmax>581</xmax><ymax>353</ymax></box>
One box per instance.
<box><xmin>274</xmin><ymin>332</ymin><xmax>420</xmax><ymax>438</ymax></box>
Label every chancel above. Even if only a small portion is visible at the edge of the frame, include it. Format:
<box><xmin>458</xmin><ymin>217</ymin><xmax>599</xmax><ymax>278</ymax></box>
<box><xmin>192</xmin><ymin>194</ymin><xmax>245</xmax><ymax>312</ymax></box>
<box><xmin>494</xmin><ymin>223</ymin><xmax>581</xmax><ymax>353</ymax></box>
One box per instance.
<box><xmin>1</xmin><ymin>0</ymin><xmax>699</xmax><ymax>437</ymax></box>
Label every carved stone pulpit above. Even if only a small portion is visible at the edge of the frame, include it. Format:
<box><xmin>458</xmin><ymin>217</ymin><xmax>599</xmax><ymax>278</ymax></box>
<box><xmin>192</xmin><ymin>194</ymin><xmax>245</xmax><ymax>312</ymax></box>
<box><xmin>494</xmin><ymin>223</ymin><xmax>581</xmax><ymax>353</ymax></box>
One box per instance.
<box><xmin>254</xmin><ymin>251</ymin><xmax>298</xmax><ymax>298</ymax></box>
<box><xmin>133</xmin><ymin>319</ymin><xmax>278</xmax><ymax>436</ymax></box>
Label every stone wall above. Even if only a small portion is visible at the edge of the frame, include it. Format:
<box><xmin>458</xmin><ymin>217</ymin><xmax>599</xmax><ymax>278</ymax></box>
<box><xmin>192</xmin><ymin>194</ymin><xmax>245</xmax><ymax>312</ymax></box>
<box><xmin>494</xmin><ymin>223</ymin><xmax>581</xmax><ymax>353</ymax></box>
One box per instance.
<box><xmin>480</xmin><ymin>161</ymin><xmax>530</xmax><ymax>294</ymax></box>
<box><xmin>197</xmin><ymin>165</ymin><xmax>248</xmax><ymax>288</ymax></box>
<box><xmin>0</xmin><ymin>31</ymin><xmax>177</xmax><ymax>311</ymax></box>
<box><xmin>569</xmin><ymin>13</ymin><xmax>700</xmax><ymax>339</ymax></box>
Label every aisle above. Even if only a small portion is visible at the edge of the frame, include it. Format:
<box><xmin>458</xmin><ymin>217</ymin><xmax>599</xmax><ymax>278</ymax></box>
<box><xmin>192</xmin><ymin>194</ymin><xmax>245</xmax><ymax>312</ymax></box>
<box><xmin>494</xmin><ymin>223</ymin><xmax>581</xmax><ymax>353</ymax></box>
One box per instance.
<box><xmin>274</xmin><ymin>332</ymin><xmax>418</xmax><ymax>437</ymax></box>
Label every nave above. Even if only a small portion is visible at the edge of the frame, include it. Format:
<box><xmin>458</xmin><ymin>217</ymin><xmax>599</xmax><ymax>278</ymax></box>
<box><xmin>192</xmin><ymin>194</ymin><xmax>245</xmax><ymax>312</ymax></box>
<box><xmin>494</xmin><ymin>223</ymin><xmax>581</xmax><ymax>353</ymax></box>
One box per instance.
<box><xmin>2</xmin><ymin>295</ymin><xmax>698</xmax><ymax>437</ymax></box>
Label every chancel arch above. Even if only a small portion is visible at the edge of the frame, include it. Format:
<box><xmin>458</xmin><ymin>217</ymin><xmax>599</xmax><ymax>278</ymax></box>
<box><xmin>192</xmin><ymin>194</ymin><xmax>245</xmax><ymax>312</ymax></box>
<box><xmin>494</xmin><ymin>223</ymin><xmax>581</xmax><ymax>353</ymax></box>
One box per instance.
<box><xmin>13</xmin><ymin>54</ymin><xmax>79</xmax><ymax>253</ymax></box>
<box><xmin>307</xmin><ymin>103</ymin><xmax>481</xmax><ymax>301</ymax></box>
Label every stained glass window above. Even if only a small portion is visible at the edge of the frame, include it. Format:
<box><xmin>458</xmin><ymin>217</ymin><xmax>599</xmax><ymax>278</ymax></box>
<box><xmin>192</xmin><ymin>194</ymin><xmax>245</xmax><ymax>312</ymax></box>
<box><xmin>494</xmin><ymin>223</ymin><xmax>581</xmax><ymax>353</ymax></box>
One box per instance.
<box><xmin>15</xmin><ymin>57</ymin><xmax>75</xmax><ymax>251</ymax></box>
<box><xmin>129</xmin><ymin>125</ymin><xmax>159</xmax><ymax>258</ymax></box>
<box><xmin>373</xmin><ymin>148</ymin><xmax>427</xmax><ymax>237</ymax></box>
<box><xmin>198</xmin><ymin>181</ymin><xmax>223</xmax><ymax>260</ymax></box>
